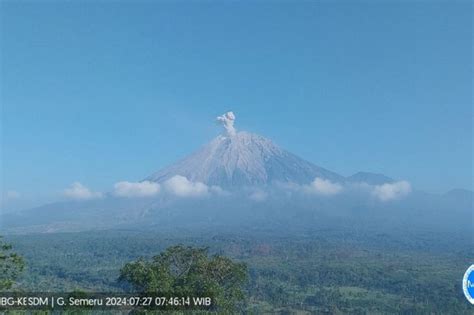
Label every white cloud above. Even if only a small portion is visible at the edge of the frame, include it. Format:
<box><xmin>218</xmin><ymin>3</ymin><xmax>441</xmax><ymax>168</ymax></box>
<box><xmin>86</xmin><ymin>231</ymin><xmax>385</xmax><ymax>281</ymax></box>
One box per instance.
<box><xmin>249</xmin><ymin>189</ymin><xmax>268</xmax><ymax>202</ymax></box>
<box><xmin>304</xmin><ymin>177</ymin><xmax>343</xmax><ymax>196</ymax></box>
<box><xmin>276</xmin><ymin>177</ymin><xmax>412</xmax><ymax>201</ymax></box>
<box><xmin>113</xmin><ymin>181</ymin><xmax>160</xmax><ymax>198</ymax></box>
<box><xmin>371</xmin><ymin>180</ymin><xmax>411</xmax><ymax>201</ymax></box>
<box><xmin>63</xmin><ymin>182</ymin><xmax>103</xmax><ymax>200</ymax></box>
<box><xmin>209</xmin><ymin>185</ymin><xmax>230</xmax><ymax>196</ymax></box>
<box><xmin>163</xmin><ymin>175</ymin><xmax>210</xmax><ymax>198</ymax></box>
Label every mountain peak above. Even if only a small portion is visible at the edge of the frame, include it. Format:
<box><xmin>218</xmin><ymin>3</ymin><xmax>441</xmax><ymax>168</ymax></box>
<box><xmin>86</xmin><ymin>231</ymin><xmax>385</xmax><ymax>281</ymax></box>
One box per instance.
<box><xmin>145</xmin><ymin>129</ymin><xmax>343</xmax><ymax>189</ymax></box>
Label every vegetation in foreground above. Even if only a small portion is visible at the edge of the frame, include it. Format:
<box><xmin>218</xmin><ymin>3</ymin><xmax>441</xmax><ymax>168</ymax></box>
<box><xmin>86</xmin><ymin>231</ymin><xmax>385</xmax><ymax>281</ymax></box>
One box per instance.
<box><xmin>4</xmin><ymin>228</ymin><xmax>473</xmax><ymax>314</ymax></box>
<box><xmin>119</xmin><ymin>245</ymin><xmax>247</xmax><ymax>312</ymax></box>
<box><xmin>0</xmin><ymin>236</ymin><xmax>24</xmax><ymax>290</ymax></box>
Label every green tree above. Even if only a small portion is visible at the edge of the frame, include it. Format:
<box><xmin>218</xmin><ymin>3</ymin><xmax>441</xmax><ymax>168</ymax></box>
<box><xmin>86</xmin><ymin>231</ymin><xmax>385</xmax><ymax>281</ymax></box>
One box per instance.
<box><xmin>119</xmin><ymin>245</ymin><xmax>248</xmax><ymax>312</ymax></box>
<box><xmin>0</xmin><ymin>236</ymin><xmax>25</xmax><ymax>290</ymax></box>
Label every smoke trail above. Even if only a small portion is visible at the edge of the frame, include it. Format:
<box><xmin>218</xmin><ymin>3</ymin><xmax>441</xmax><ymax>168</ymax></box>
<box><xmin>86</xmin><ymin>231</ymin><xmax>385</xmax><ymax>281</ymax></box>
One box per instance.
<box><xmin>216</xmin><ymin>111</ymin><xmax>236</xmax><ymax>136</ymax></box>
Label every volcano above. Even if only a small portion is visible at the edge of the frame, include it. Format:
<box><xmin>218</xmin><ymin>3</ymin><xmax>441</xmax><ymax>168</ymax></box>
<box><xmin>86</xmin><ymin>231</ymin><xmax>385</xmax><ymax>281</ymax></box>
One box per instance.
<box><xmin>146</xmin><ymin>130</ymin><xmax>343</xmax><ymax>189</ymax></box>
<box><xmin>5</xmin><ymin>111</ymin><xmax>470</xmax><ymax>236</ymax></box>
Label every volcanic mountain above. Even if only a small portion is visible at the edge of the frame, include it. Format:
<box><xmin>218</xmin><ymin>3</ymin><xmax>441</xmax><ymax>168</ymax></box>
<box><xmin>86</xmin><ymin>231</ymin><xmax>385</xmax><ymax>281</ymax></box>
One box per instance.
<box><xmin>3</xmin><ymin>112</ymin><xmax>472</xmax><ymax>236</ymax></box>
<box><xmin>144</xmin><ymin>112</ymin><xmax>394</xmax><ymax>189</ymax></box>
<box><xmin>145</xmin><ymin>131</ymin><xmax>343</xmax><ymax>189</ymax></box>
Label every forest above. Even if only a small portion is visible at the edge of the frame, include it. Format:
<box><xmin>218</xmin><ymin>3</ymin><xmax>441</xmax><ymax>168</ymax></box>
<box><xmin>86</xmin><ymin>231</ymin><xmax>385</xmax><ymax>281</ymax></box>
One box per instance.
<box><xmin>2</xmin><ymin>226</ymin><xmax>472</xmax><ymax>314</ymax></box>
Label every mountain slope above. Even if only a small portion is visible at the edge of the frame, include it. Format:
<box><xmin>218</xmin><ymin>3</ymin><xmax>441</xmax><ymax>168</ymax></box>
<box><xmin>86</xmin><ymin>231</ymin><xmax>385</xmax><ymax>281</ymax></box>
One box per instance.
<box><xmin>145</xmin><ymin>131</ymin><xmax>344</xmax><ymax>188</ymax></box>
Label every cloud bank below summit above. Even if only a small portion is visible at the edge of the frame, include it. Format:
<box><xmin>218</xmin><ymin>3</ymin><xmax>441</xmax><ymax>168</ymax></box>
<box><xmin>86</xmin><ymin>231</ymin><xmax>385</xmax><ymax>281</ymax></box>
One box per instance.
<box><xmin>371</xmin><ymin>180</ymin><xmax>412</xmax><ymax>201</ymax></box>
<box><xmin>113</xmin><ymin>181</ymin><xmax>161</xmax><ymax>197</ymax></box>
<box><xmin>109</xmin><ymin>176</ymin><xmax>225</xmax><ymax>199</ymax></box>
<box><xmin>304</xmin><ymin>178</ymin><xmax>343</xmax><ymax>196</ymax></box>
<box><xmin>273</xmin><ymin>177</ymin><xmax>410</xmax><ymax>201</ymax></box>
<box><xmin>63</xmin><ymin>182</ymin><xmax>103</xmax><ymax>200</ymax></box>
<box><xmin>62</xmin><ymin>177</ymin><xmax>412</xmax><ymax>202</ymax></box>
<box><xmin>163</xmin><ymin>175</ymin><xmax>211</xmax><ymax>197</ymax></box>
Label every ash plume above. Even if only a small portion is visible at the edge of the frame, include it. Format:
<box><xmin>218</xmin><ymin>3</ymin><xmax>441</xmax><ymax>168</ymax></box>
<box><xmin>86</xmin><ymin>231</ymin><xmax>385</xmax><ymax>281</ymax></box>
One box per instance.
<box><xmin>216</xmin><ymin>111</ymin><xmax>236</xmax><ymax>136</ymax></box>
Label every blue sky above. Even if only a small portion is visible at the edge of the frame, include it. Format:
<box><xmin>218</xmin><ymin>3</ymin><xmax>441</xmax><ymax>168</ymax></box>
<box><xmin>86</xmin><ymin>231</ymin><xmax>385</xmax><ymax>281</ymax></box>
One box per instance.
<box><xmin>1</xmin><ymin>1</ymin><xmax>472</xmax><ymax>209</ymax></box>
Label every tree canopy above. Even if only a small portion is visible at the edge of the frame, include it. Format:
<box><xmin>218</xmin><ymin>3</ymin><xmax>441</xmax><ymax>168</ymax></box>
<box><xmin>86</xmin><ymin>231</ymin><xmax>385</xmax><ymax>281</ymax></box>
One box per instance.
<box><xmin>0</xmin><ymin>236</ymin><xmax>24</xmax><ymax>290</ymax></box>
<box><xmin>119</xmin><ymin>245</ymin><xmax>248</xmax><ymax>312</ymax></box>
